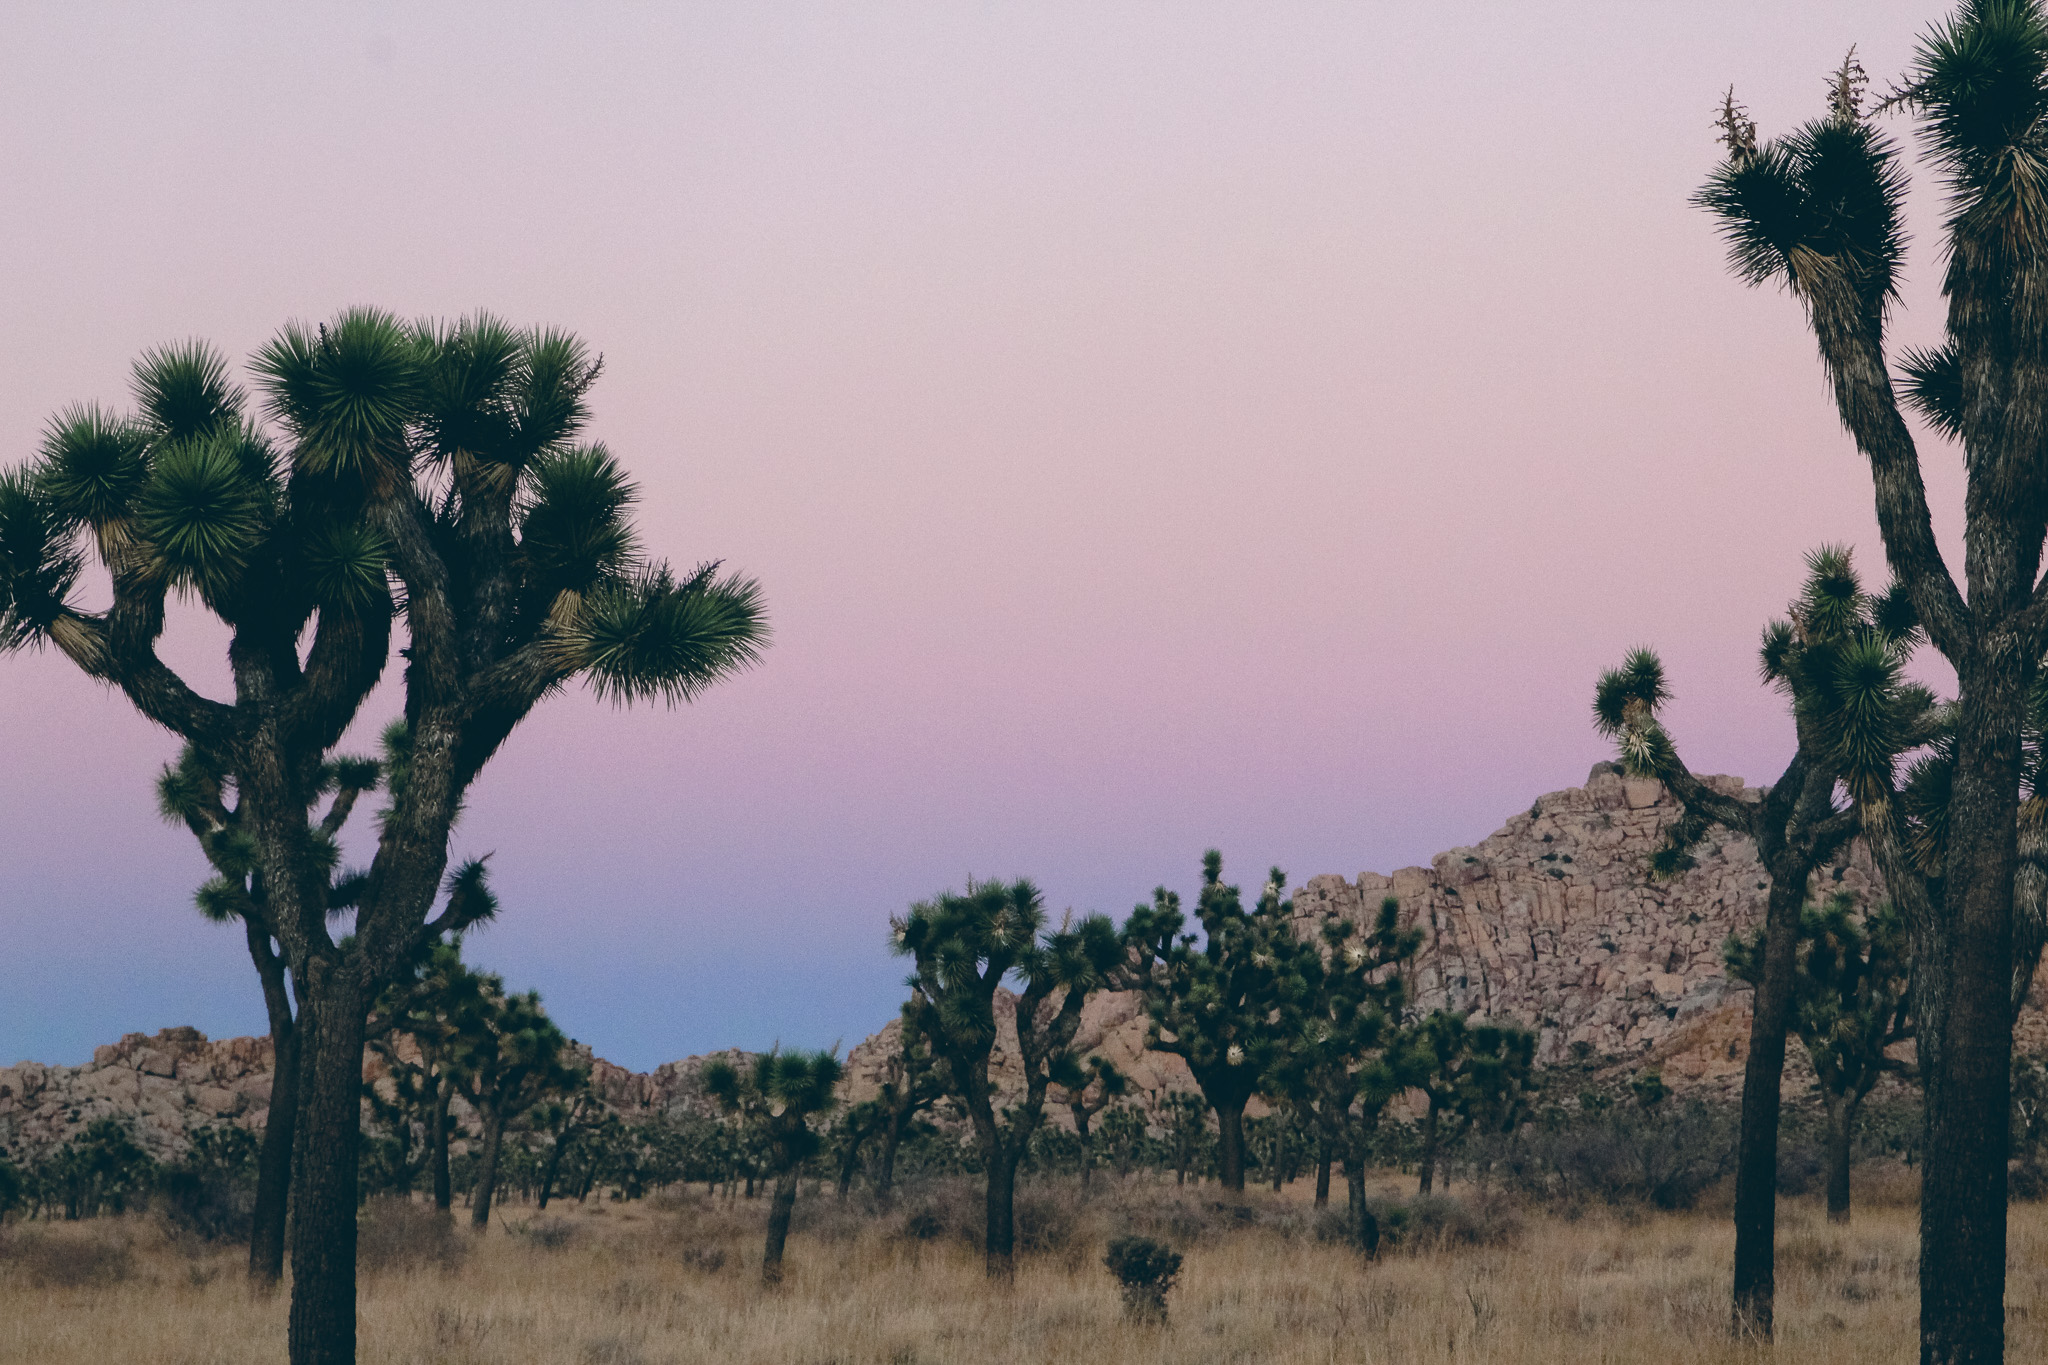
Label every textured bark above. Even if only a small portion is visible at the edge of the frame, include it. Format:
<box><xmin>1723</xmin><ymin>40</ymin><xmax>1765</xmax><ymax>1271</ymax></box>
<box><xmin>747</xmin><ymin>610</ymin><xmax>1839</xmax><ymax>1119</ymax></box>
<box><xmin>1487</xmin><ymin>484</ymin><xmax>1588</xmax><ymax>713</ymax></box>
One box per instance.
<box><xmin>431</xmin><ymin>1082</ymin><xmax>453</xmax><ymax>1212</ymax></box>
<box><xmin>1314</xmin><ymin>1138</ymin><xmax>1332</xmax><ymax>1210</ymax></box>
<box><xmin>1826</xmin><ymin>1094</ymin><xmax>1859</xmax><ymax>1225</ymax></box>
<box><xmin>1417</xmin><ymin>1100</ymin><xmax>1441</xmax><ymax>1196</ymax></box>
<box><xmin>1731</xmin><ymin>874</ymin><xmax>1807</xmax><ymax>1335</ymax></box>
<box><xmin>287</xmin><ymin>980</ymin><xmax>366</xmax><ymax>1365</ymax></box>
<box><xmin>877</xmin><ymin>1112</ymin><xmax>905</xmax><ymax>1199</ymax></box>
<box><xmin>249</xmin><ymin>1023</ymin><xmax>297</xmax><ymax>1286</ymax></box>
<box><xmin>984</xmin><ymin>1148</ymin><xmax>1018</xmax><ymax>1281</ymax></box>
<box><xmin>1916</xmin><ymin>676</ymin><xmax>2022</xmax><ymax>1365</ymax></box>
<box><xmin>1215</xmin><ymin>1097</ymin><xmax>1248</xmax><ymax>1194</ymax></box>
<box><xmin>470</xmin><ymin>1107</ymin><xmax>506</xmax><ymax>1229</ymax></box>
<box><xmin>763</xmin><ymin>1166</ymin><xmax>799</xmax><ymax>1284</ymax></box>
<box><xmin>245</xmin><ymin>912</ymin><xmax>298</xmax><ymax>1287</ymax></box>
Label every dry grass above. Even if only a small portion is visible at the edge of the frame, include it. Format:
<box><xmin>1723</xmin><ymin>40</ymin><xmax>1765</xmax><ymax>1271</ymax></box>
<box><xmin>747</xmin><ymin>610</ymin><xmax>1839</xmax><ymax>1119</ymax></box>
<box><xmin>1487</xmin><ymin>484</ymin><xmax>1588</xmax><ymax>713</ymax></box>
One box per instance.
<box><xmin>3</xmin><ymin>1182</ymin><xmax>2046</xmax><ymax>1364</ymax></box>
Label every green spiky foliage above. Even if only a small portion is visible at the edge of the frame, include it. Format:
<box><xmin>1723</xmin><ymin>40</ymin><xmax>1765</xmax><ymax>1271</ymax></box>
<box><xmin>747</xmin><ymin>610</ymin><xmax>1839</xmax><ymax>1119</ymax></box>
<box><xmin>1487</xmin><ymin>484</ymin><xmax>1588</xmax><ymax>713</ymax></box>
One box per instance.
<box><xmin>0</xmin><ymin>312</ymin><xmax>766</xmax><ymax>1365</ymax></box>
<box><xmin>1123</xmin><ymin>852</ymin><xmax>1318</xmax><ymax>1194</ymax></box>
<box><xmin>1052</xmin><ymin>1053</ymin><xmax>1127</xmax><ymax>1188</ymax></box>
<box><xmin>1698</xmin><ymin>13</ymin><xmax>2048</xmax><ymax>1357</ymax></box>
<box><xmin>446</xmin><ymin>973</ymin><xmax>582</xmax><ymax>1231</ymax></box>
<box><xmin>702</xmin><ymin>1048</ymin><xmax>843</xmax><ymax>1283</ymax></box>
<box><xmin>892</xmin><ymin>878</ymin><xmax>1123</xmax><ymax>1277</ymax></box>
<box><xmin>154</xmin><ymin>740</ymin><xmax>381</xmax><ymax>1284</ymax></box>
<box><xmin>532</xmin><ymin>1081</ymin><xmax>609</xmax><ymax>1210</ymax></box>
<box><xmin>363</xmin><ymin>927</ymin><xmax>498</xmax><ymax>1210</ymax></box>
<box><xmin>1394</xmin><ymin>1010</ymin><xmax>1537</xmax><ymax>1197</ymax></box>
<box><xmin>1728</xmin><ymin>894</ymin><xmax>1912</xmax><ymax>1223</ymax></box>
<box><xmin>1269</xmin><ymin>894</ymin><xmax>1419</xmax><ymax>1247</ymax></box>
<box><xmin>1592</xmin><ymin>545</ymin><xmax>1900</xmax><ymax>1337</ymax></box>
<box><xmin>865</xmin><ymin>1021</ymin><xmax>945</xmax><ymax>1199</ymax></box>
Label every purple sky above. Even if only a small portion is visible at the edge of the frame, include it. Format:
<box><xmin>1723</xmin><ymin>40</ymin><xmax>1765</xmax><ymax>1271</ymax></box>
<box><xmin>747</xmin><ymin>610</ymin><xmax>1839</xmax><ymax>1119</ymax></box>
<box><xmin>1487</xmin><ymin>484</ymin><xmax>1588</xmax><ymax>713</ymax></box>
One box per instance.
<box><xmin>1</xmin><ymin>3</ymin><xmax>1970</xmax><ymax>1069</ymax></box>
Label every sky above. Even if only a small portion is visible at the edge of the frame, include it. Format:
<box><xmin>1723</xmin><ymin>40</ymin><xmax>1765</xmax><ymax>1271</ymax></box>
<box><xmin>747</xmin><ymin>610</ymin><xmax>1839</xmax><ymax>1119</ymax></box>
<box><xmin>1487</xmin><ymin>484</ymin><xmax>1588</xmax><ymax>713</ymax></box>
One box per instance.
<box><xmin>0</xmin><ymin>2</ymin><xmax>1976</xmax><ymax>1070</ymax></box>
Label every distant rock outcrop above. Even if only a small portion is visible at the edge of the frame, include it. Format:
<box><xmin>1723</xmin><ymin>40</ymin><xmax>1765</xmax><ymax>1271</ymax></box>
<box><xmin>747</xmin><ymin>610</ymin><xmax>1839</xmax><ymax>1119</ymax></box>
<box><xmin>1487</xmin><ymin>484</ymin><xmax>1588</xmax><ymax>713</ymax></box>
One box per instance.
<box><xmin>15</xmin><ymin>763</ymin><xmax>2048</xmax><ymax>1159</ymax></box>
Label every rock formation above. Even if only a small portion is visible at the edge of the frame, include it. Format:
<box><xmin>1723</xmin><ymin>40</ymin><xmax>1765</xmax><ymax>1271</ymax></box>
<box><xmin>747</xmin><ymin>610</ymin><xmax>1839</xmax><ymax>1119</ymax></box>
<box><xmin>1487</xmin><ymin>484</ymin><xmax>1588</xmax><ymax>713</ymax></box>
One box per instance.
<box><xmin>14</xmin><ymin>763</ymin><xmax>2048</xmax><ymax>1159</ymax></box>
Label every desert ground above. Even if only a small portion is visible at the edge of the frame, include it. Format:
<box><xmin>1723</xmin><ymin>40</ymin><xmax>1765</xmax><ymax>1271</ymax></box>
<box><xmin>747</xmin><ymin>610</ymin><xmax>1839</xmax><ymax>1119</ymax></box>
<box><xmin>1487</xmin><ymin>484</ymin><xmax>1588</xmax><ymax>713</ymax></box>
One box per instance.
<box><xmin>5</xmin><ymin>1172</ymin><xmax>2044</xmax><ymax>1365</ymax></box>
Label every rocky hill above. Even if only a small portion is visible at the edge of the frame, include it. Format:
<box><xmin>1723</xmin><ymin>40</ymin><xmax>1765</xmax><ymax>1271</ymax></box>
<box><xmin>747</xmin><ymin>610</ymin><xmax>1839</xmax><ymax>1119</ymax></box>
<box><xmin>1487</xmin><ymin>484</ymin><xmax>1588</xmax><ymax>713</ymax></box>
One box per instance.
<box><xmin>13</xmin><ymin>763</ymin><xmax>2048</xmax><ymax>1158</ymax></box>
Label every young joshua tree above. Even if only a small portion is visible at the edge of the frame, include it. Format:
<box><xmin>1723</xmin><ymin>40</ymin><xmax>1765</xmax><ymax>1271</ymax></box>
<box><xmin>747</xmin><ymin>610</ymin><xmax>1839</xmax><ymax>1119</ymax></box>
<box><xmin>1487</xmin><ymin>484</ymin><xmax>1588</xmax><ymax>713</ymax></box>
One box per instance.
<box><xmin>1592</xmin><ymin>546</ymin><xmax>1901</xmax><ymax>1337</ymax></box>
<box><xmin>1271</xmin><ymin>895</ymin><xmax>1418</xmax><ymax>1247</ymax></box>
<box><xmin>154</xmin><ymin>743</ymin><xmax>380</xmax><ymax>1284</ymax></box>
<box><xmin>1054</xmin><ymin>1054</ymin><xmax>1126</xmax><ymax>1188</ymax></box>
<box><xmin>0</xmin><ymin>313</ymin><xmax>766</xmax><ymax>1365</ymax></box>
<box><xmin>1696</xmin><ymin>17</ymin><xmax>2048</xmax><ymax>1357</ymax></box>
<box><xmin>1729</xmin><ymin>893</ymin><xmax>1914</xmax><ymax>1223</ymax></box>
<box><xmin>1124</xmin><ymin>853</ymin><xmax>1315</xmax><ymax>1193</ymax></box>
<box><xmin>1401</xmin><ymin>1011</ymin><xmax>1536</xmax><ymax>1195</ymax></box>
<box><xmin>702</xmin><ymin>1049</ymin><xmax>842</xmax><ymax>1284</ymax></box>
<box><xmin>870</xmin><ymin>1019</ymin><xmax>945</xmax><ymax>1199</ymax></box>
<box><xmin>893</xmin><ymin>879</ymin><xmax>1123</xmax><ymax>1278</ymax></box>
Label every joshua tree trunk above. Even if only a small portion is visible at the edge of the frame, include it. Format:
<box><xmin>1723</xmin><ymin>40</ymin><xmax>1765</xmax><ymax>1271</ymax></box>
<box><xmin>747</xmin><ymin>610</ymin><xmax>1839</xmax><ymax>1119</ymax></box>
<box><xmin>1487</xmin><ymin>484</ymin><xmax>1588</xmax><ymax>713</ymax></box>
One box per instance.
<box><xmin>1825</xmin><ymin>1091</ymin><xmax>1862</xmax><ymax>1225</ymax></box>
<box><xmin>536</xmin><ymin>1131</ymin><xmax>566</xmax><ymax>1210</ymax></box>
<box><xmin>1917</xmin><ymin>685</ymin><xmax>2021</xmax><ymax>1365</ymax></box>
<box><xmin>287</xmin><ymin>978</ymin><xmax>367</xmax><ymax>1365</ymax></box>
<box><xmin>1315</xmin><ymin>1133</ymin><xmax>1332</xmax><ymax>1209</ymax></box>
<box><xmin>763</xmin><ymin>1165</ymin><xmax>799</xmax><ymax>1284</ymax></box>
<box><xmin>1417</xmin><ymin>1100</ymin><xmax>1442</xmax><ymax>1195</ymax></box>
<box><xmin>877</xmin><ymin>1111</ymin><xmax>906</xmax><ymax>1200</ymax></box>
<box><xmin>1215</xmin><ymin>1096</ymin><xmax>1248</xmax><ymax>1194</ymax></box>
<box><xmin>1344</xmin><ymin>1151</ymin><xmax>1378</xmax><ymax>1254</ymax></box>
<box><xmin>1732</xmin><ymin>874</ymin><xmax>1807</xmax><ymax>1334</ymax></box>
<box><xmin>1072</xmin><ymin>1104</ymin><xmax>1095</xmax><ymax>1189</ymax></box>
<box><xmin>836</xmin><ymin>1136</ymin><xmax>861</xmax><ymax>1201</ymax></box>
<box><xmin>431</xmin><ymin>1080</ymin><xmax>454</xmax><ymax>1211</ymax></box>
<box><xmin>247</xmin><ymin>915</ymin><xmax>298</xmax><ymax>1287</ymax></box>
<box><xmin>471</xmin><ymin>1106</ymin><xmax>506</xmax><ymax>1229</ymax></box>
<box><xmin>984</xmin><ymin>1143</ymin><xmax>1020</xmax><ymax>1280</ymax></box>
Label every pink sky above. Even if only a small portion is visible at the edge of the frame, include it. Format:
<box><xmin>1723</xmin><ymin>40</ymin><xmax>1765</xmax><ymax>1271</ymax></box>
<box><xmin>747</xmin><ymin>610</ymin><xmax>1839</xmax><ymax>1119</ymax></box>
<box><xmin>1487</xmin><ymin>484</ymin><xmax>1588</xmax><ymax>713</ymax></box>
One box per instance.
<box><xmin>0</xmin><ymin>3</ymin><xmax>1970</xmax><ymax>1068</ymax></box>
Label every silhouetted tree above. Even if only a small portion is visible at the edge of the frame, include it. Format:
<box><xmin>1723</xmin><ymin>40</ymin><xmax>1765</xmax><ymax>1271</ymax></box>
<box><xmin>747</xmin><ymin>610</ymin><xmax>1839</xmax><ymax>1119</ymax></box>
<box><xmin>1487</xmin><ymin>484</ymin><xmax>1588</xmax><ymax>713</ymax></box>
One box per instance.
<box><xmin>1124</xmin><ymin>853</ymin><xmax>1315</xmax><ymax>1192</ymax></box>
<box><xmin>703</xmin><ymin>1049</ymin><xmax>842</xmax><ymax>1284</ymax></box>
<box><xmin>1696</xmin><ymin>17</ymin><xmax>2048</xmax><ymax>1357</ymax></box>
<box><xmin>1731</xmin><ymin>894</ymin><xmax>1913</xmax><ymax>1223</ymax></box>
<box><xmin>156</xmin><ymin>742</ymin><xmax>378</xmax><ymax>1283</ymax></box>
<box><xmin>1055</xmin><ymin>1055</ymin><xmax>1126</xmax><ymax>1188</ymax></box>
<box><xmin>450</xmin><ymin>977</ymin><xmax>582</xmax><ymax>1229</ymax></box>
<box><xmin>894</xmin><ymin>879</ymin><xmax>1122</xmax><ymax>1277</ymax></box>
<box><xmin>0</xmin><ymin>314</ymin><xmax>766</xmax><ymax>1365</ymax></box>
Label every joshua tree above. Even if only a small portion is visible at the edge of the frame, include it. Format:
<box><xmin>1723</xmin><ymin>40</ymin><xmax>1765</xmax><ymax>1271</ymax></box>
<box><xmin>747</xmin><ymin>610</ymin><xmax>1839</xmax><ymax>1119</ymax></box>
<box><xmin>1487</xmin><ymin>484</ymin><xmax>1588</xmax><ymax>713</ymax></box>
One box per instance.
<box><xmin>450</xmin><ymin>976</ymin><xmax>583</xmax><ymax>1229</ymax></box>
<box><xmin>155</xmin><ymin>743</ymin><xmax>378</xmax><ymax>1283</ymax></box>
<box><xmin>1695</xmin><ymin>15</ymin><xmax>2048</xmax><ymax>1356</ymax></box>
<box><xmin>0</xmin><ymin>314</ymin><xmax>766</xmax><ymax>1364</ymax></box>
<box><xmin>869</xmin><ymin>1021</ymin><xmax>945</xmax><ymax>1199</ymax></box>
<box><xmin>702</xmin><ymin>1049</ymin><xmax>842</xmax><ymax>1284</ymax></box>
<box><xmin>1729</xmin><ymin>894</ymin><xmax>1914</xmax><ymax>1222</ymax></box>
<box><xmin>533</xmin><ymin>1083</ymin><xmax>607</xmax><ymax>1210</ymax></box>
<box><xmin>1592</xmin><ymin>546</ymin><xmax>1902</xmax><ymax>1336</ymax></box>
<box><xmin>1402</xmin><ymin>1011</ymin><xmax>1536</xmax><ymax>1195</ymax></box>
<box><xmin>1271</xmin><ymin>894</ymin><xmax>1419</xmax><ymax>1245</ymax></box>
<box><xmin>365</xmin><ymin>921</ymin><xmax>497</xmax><ymax>1211</ymax></box>
<box><xmin>1054</xmin><ymin>1055</ymin><xmax>1126</xmax><ymax>1188</ymax></box>
<box><xmin>1124</xmin><ymin>852</ymin><xmax>1316</xmax><ymax>1193</ymax></box>
<box><xmin>893</xmin><ymin>878</ymin><xmax>1123</xmax><ymax>1278</ymax></box>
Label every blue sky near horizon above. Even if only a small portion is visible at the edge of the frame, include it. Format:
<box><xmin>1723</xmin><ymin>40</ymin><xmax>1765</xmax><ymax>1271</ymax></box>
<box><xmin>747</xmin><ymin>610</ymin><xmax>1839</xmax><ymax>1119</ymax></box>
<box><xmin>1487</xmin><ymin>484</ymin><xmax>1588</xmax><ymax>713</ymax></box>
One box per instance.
<box><xmin>0</xmin><ymin>2</ymin><xmax>1969</xmax><ymax>1071</ymax></box>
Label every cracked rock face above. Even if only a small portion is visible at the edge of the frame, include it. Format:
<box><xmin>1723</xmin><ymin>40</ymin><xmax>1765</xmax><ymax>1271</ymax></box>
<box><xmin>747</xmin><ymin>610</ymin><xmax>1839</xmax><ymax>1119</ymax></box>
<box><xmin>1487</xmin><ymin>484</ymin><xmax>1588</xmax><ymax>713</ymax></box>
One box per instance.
<box><xmin>16</xmin><ymin>763</ymin><xmax>2048</xmax><ymax>1158</ymax></box>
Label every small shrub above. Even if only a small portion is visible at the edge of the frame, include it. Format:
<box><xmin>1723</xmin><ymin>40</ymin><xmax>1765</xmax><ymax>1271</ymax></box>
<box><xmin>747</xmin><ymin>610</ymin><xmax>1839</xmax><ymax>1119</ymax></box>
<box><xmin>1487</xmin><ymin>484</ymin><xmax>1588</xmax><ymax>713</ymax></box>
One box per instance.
<box><xmin>514</xmin><ymin>1216</ymin><xmax>578</xmax><ymax>1250</ymax></box>
<box><xmin>356</xmin><ymin>1197</ymin><xmax>466</xmax><ymax>1275</ymax></box>
<box><xmin>1104</xmin><ymin>1234</ymin><xmax>1182</xmax><ymax>1324</ymax></box>
<box><xmin>679</xmin><ymin>1245</ymin><xmax>728</xmax><ymax>1274</ymax></box>
<box><xmin>3</xmin><ymin>1229</ymin><xmax>135</xmax><ymax>1287</ymax></box>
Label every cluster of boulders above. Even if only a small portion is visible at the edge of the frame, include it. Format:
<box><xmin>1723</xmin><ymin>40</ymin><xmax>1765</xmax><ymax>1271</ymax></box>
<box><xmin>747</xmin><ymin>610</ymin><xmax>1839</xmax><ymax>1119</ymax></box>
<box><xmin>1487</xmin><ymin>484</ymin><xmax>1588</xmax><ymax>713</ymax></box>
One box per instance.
<box><xmin>17</xmin><ymin>763</ymin><xmax>2048</xmax><ymax>1158</ymax></box>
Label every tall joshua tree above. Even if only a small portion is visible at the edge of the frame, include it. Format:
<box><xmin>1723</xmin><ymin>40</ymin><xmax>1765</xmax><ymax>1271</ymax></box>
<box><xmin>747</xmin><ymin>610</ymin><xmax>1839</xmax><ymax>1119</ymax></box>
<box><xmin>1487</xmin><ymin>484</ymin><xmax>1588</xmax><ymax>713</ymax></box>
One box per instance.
<box><xmin>0</xmin><ymin>313</ymin><xmax>766</xmax><ymax>1365</ymax></box>
<box><xmin>1124</xmin><ymin>853</ymin><xmax>1315</xmax><ymax>1193</ymax></box>
<box><xmin>703</xmin><ymin>1049</ymin><xmax>842</xmax><ymax>1284</ymax></box>
<box><xmin>1592</xmin><ymin>546</ymin><xmax>1905</xmax><ymax>1337</ymax></box>
<box><xmin>1695</xmin><ymin>16</ymin><xmax>2048</xmax><ymax>1358</ymax></box>
<box><xmin>155</xmin><ymin>743</ymin><xmax>380</xmax><ymax>1284</ymax></box>
<box><xmin>454</xmin><ymin>976</ymin><xmax>582</xmax><ymax>1229</ymax></box>
<box><xmin>1271</xmin><ymin>895</ymin><xmax>1418</xmax><ymax>1247</ymax></box>
<box><xmin>1729</xmin><ymin>893</ymin><xmax>1914</xmax><ymax>1223</ymax></box>
<box><xmin>893</xmin><ymin>879</ymin><xmax>1122</xmax><ymax>1278</ymax></box>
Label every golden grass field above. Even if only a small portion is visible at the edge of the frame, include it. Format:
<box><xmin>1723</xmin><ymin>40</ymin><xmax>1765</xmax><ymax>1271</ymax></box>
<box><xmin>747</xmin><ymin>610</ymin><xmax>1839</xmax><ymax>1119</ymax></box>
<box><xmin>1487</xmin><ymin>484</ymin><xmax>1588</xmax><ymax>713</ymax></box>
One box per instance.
<box><xmin>4</xmin><ymin>1176</ymin><xmax>2046</xmax><ymax>1365</ymax></box>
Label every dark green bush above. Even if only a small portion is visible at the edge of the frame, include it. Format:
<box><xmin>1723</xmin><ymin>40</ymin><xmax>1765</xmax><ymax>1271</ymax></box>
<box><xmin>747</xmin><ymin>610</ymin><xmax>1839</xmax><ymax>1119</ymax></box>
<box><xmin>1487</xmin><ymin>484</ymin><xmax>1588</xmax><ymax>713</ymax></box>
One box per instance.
<box><xmin>1104</xmin><ymin>1234</ymin><xmax>1182</xmax><ymax>1323</ymax></box>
